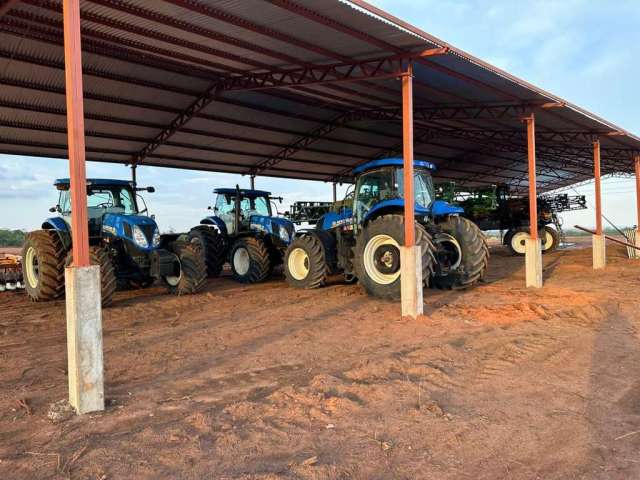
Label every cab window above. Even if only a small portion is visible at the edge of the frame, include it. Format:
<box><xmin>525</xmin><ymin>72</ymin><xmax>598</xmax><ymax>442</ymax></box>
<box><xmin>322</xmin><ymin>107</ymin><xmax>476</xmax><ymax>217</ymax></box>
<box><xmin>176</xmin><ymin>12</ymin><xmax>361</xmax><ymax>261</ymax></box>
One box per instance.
<box><xmin>397</xmin><ymin>168</ymin><xmax>435</xmax><ymax>208</ymax></box>
<box><xmin>354</xmin><ymin>168</ymin><xmax>396</xmax><ymax>221</ymax></box>
<box><xmin>215</xmin><ymin>194</ymin><xmax>234</xmax><ymax>214</ymax></box>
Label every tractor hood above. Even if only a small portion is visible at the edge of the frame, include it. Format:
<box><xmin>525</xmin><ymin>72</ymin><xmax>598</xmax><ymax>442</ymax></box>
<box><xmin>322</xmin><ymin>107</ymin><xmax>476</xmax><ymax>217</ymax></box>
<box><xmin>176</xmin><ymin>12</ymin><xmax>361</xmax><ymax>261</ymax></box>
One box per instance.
<box><xmin>250</xmin><ymin>215</ymin><xmax>295</xmax><ymax>245</ymax></box>
<box><xmin>102</xmin><ymin>213</ymin><xmax>160</xmax><ymax>251</ymax></box>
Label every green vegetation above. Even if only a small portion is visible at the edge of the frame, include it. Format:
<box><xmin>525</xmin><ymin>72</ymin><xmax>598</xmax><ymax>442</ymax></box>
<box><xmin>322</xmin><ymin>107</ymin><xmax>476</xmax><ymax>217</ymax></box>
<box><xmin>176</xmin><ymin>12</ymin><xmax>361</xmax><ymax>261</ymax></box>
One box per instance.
<box><xmin>0</xmin><ymin>229</ymin><xmax>27</xmax><ymax>247</ymax></box>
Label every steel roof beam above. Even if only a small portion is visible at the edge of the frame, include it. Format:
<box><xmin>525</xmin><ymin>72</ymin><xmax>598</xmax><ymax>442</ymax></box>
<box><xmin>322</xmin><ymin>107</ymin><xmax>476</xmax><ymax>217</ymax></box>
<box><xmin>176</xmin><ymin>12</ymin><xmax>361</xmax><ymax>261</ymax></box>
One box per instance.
<box><xmin>0</xmin><ymin>46</ymin><xmax>401</xmax><ymax>143</ymax></box>
<box><xmin>0</xmin><ymin>99</ymin><xmax>375</xmax><ymax>158</ymax></box>
<box><xmin>278</xmin><ymin>0</ymin><xmax>638</xmax><ymax>150</ymax></box>
<box><xmin>131</xmin><ymin>50</ymin><xmax>443</xmax><ymax>164</ymax></box>
<box><xmin>266</xmin><ymin>0</ymin><xmax>517</xmax><ymax>102</ymax></box>
<box><xmin>0</xmin><ymin>118</ymin><xmax>364</xmax><ymax>164</ymax></box>
<box><xmin>163</xmin><ymin>0</ymin><xmax>444</xmax><ymax>105</ymax></box>
<box><xmin>0</xmin><ymin>77</ymin><xmax>397</xmax><ymax>151</ymax></box>
<box><xmin>25</xmin><ymin>0</ymin><xmax>396</xmax><ymax>110</ymax></box>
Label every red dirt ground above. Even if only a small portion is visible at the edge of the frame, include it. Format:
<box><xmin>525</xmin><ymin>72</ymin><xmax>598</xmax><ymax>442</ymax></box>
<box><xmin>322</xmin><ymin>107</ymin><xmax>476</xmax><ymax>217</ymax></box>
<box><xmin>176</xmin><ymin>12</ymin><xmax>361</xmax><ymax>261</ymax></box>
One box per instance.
<box><xmin>1</xmin><ymin>242</ymin><xmax>640</xmax><ymax>479</ymax></box>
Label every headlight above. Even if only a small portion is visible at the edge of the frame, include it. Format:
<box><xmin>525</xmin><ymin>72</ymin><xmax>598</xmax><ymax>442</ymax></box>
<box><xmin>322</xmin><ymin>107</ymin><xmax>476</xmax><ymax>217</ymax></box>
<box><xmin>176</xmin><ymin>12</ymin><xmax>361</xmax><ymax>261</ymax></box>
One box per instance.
<box><xmin>152</xmin><ymin>228</ymin><xmax>161</xmax><ymax>247</ymax></box>
<box><xmin>132</xmin><ymin>224</ymin><xmax>149</xmax><ymax>248</ymax></box>
<box><xmin>278</xmin><ymin>225</ymin><xmax>290</xmax><ymax>243</ymax></box>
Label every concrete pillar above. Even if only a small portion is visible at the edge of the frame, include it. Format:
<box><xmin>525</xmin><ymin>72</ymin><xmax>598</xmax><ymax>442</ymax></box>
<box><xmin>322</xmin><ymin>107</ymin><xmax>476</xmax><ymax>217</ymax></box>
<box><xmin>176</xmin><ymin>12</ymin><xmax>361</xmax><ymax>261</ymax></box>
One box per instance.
<box><xmin>525</xmin><ymin>238</ymin><xmax>543</xmax><ymax>288</ymax></box>
<box><xmin>65</xmin><ymin>265</ymin><xmax>104</xmax><ymax>414</ymax></box>
<box><xmin>523</xmin><ymin>113</ymin><xmax>542</xmax><ymax>288</ymax></box>
<box><xmin>592</xmin><ymin>234</ymin><xmax>606</xmax><ymax>269</ymax></box>
<box><xmin>400</xmin><ymin>245</ymin><xmax>423</xmax><ymax>317</ymax></box>
<box><xmin>400</xmin><ymin>62</ymin><xmax>421</xmax><ymax>318</ymax></box>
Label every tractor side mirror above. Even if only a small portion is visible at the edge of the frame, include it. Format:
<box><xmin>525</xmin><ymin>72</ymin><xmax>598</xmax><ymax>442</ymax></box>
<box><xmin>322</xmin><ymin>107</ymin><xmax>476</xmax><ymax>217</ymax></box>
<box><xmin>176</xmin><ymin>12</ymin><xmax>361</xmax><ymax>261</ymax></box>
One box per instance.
<box><xmin>208</xmin><ymin>206</ymin><xmax>212</xmax><ymax>210</ymax></box>
<box><xmin>49</xmin><ymin>206</ymin><xmax>57</xmax><ymax>213</ymax></box>
<box><xmin>147</xmin><ymin>186</ymin><xmax>155</xmax><ymax>193</ymax></box>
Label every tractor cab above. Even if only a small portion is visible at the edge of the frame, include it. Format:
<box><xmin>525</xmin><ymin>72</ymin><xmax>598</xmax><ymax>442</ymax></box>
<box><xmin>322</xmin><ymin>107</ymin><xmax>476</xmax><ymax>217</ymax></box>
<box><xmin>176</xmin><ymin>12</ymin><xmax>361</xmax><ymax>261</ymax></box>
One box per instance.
<box><xmin>212</xmin><ymin>188</ymin><xmax>273</xmax><ymax>235</ymax></box>
<box><xmin>352</xmin><ymin>158</ymin><xmax>441</xmax><ymax>226</ymax></box>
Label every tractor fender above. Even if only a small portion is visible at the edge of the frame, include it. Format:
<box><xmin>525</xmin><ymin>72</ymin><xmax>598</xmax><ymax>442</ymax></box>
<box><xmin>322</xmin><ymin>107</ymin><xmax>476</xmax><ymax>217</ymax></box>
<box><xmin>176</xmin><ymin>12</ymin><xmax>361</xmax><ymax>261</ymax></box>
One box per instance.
<box><xmin>200</xmin><ymin>216</ymin><xmax>227</xmax><ymax>236</ymax></box>
<box><xmin>41</xmin><ymin>217</ymin><xmax>72</xmax><ymax>250</ymax></box>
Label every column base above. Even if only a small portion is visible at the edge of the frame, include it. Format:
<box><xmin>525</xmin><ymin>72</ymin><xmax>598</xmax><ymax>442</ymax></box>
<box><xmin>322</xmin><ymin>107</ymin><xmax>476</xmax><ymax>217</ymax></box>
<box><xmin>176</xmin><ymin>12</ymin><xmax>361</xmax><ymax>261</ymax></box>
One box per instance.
<box><xmin>525</xmin><ymin>238</ymin><xmax>543</xmax><ymax>288</ymax></box>
<box><xmin>65</xmin><ymin>265</ymin><xmax>104</xmax><ymax>414</ymax></box>
<box><xmin>592</xmin><ymin>234</ymin><xmax>606</xmax><ymax>269</ymax></box>
<box><xmin>400</xmin><ymin>245</ymin><xmax>424</xmax><ymax>318</ymax></box>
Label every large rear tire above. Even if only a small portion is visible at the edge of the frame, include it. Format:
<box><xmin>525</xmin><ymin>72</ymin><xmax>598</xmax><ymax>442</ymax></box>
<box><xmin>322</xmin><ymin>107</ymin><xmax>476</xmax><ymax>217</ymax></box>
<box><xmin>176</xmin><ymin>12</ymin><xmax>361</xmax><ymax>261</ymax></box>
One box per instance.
<box><xmin>65</xmin><ymin>246</ymin><xmax>117</xmax><ymax>307</ymax></box>
<box><xmin>164</xmin><ymin>242</ymin><xmax>207</xmax><ymax>295</ymax></box>
<box><xmin>354</xmin><ymin>214</ymin><xmax>435</xmax><ymax>300</ymax></box>
<box><xmin>188</xmin><ymin>226</ymin><xmax>226</xmax><ymax>277</ymax></box>
<box><xmin>22</xmin><ymin>230</ymin><xmax>66</xmax><ymax>301</ymax></box>
<box><xmin>432</xmin><ymin>216</ymin><xmax>489</xmax><ymax>290</ymax></box>
<box><xmin>230</xmin><ymin>237</ymin><xmax>271</xmax><ymax>283</ymax></box>
<box><xmin>284</xmin><ymin>234</ymin><xmax>328</xmax><ymax>289</ymax></box>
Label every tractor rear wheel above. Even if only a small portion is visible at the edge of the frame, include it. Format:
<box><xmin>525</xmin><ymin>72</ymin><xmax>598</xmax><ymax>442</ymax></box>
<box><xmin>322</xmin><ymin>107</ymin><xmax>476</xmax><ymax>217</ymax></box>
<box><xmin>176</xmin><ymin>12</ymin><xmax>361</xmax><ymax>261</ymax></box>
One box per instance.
<box><xmin>163</xmin><ymin>242</ymin><xmax>207</xmax><ymax>295</ymax></box>
<box><xmin>65</xmin><ymin>246</ymin><xmax>117</xmax><ymax>307</ymax></box>
<box><xmin>188</xmin><ymin>225</ymin><xmax>226</xmax><ymax>277</ymax></box>
<box><xmin>22</xmin><ymin>230</ymin><xmax>66</xmax><ymax>301</ymax></box>
<box><xmin>432</xmin><ymin>216</ymin><xmax>489</xmax><ymax>290</ymax></box>
<box><xmin>230</xmin><ymin>237</ymin><xmax>271</xmax><ymax>283</ymax></box>
<box><xmin>284</xmin><ymin>234</ymin><xmax>328</xmax><ymax>289</ymax></box>
<box><xmin>542</xmin><ymin>226</ymin><xmax>560</xmax><ymax>254</ymax></box>
<box><xmin>354</xmin><ymin>214</ymin><xmax>436</xmax><ymax>300</ymax></box>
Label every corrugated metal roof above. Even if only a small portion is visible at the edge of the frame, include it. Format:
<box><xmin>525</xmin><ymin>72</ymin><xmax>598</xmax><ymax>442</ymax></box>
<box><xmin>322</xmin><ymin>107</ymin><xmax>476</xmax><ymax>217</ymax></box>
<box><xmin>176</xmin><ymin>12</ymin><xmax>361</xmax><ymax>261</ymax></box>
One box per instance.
<box><xmin>0</xmin><ymin>0</ymin><xmax>637</xmax><ymax>191</ymax></box>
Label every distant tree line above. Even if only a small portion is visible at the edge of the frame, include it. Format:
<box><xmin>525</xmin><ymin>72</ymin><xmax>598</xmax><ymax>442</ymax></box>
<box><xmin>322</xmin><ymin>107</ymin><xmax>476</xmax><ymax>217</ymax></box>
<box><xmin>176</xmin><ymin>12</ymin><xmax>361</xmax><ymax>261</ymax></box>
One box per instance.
<box><xmin>0</xmin><ymin>229</ymin><xmax>27</xmax><ymax>247</ymax></box>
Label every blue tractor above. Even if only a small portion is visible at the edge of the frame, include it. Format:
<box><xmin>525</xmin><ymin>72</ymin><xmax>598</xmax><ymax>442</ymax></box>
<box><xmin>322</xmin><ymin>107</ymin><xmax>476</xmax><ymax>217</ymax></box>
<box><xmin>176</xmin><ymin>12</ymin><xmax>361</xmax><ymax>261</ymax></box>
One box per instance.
<box><xmin>283</xmin><ymin>158</ymin><xmax>490</xmax><ymax>299</ymax></box>
<box><xmin>21</xmin><ymin>179</ymin><xmax>207</xmax><ymax>306</ymax></box>
<box><xmin>188</xmin><ymin>186</ymin><xmax>295</xmax><ymax>283</ymax></box>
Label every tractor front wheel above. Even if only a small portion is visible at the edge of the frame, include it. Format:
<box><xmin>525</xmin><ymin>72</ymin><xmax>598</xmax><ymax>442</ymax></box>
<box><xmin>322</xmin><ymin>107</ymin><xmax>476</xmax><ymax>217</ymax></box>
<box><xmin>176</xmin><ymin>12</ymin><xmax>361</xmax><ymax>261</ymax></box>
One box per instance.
<box><xmin>22</xmin><ymin>230</ymin><xmax>66</xmax><ymax>301</ymax></box>
<box><xmin>188</xmin><ymin>225</ymin><xmax>226</xmax><ymax>277</ymax></box>
<box><xmin>284</xmin><ymin>234</ymin><xmax>328</xmax><ymax>289</ymax></box>
<box><xmin>230</xmin><ymin>237</ymin><xmax>271</xmax><ymax>283</ymax></box>
<box><xmin>163</xmin><ymin>242</ymin><xmax>207</xmax><ymax>295</ymax></box>
<box><xmin>432</xmin><ymin>216</ymin><xmax>489</xmax><ymax>290</ymax></box>
<box><xmin>354</xmin><ymin>214</ymin><xmax>435</xmax><ymax>300</ymax></box>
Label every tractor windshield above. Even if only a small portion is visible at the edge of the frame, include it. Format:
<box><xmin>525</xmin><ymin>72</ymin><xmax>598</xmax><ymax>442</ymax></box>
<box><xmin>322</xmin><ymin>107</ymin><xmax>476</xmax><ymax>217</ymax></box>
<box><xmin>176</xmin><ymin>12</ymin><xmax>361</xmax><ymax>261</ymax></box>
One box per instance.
<box><xmin>59</xmin><ymin>185</ymin><xmax>138</xmax><ymax>216</ymax></box>
<box><xmin>354</xmin><ymin>166</ymin><xmax>436</xmax><ymax>221</ymax></box>
<box><xmin>354</xmin><ymin>168</ymin><xmax>396</xmax><ymax>221</ymax></box>
<box><xmin>396</xmin><ymin>167</ymin><xmax>435</xmax><ymax>208</ymax></box>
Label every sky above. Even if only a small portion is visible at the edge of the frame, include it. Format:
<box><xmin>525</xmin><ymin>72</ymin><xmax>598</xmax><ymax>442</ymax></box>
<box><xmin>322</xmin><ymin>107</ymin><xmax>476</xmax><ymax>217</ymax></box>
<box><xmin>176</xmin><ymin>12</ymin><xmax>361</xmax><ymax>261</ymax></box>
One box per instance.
<box><xmin>1</xmin><ymin>0</ymin><xmax>639</xmax><ymax>233</ymax></box>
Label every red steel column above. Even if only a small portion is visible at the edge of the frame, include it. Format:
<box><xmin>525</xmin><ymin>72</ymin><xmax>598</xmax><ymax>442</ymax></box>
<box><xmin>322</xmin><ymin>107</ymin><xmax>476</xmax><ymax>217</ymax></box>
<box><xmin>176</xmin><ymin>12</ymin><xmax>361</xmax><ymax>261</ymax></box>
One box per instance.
<box><xmin>635</xmin><ymin>155</ymin><xmax>640</xmax><ymax>233</ymax></box>
<box><xmin>63</xmin><ymin>0</ymin><xmax>90</xmax><ymax>267</ymax></box>
<box><xmin>593</xmin><ymin>139</ymin><xmax>603</xmax><ymax>235</ymax></box>
<box><xmin>402</xmin><ymin>63</ymin><xmax>415</xmax><ymax>246</ymax></box>
<box><xmin>525</xmin><ymin>114</ymin><xmax>538</xmax><ymax>240</ymax></box>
